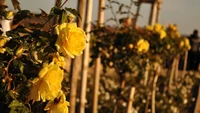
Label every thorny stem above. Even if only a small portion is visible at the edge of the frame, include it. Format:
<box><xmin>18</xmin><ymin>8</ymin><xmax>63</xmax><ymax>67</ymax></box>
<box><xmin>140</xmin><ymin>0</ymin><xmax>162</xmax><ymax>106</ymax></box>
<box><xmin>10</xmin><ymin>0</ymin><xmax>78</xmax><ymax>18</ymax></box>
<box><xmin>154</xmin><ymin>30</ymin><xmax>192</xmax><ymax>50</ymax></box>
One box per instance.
<box><xmin>40</xmin><ymin>0</ymin><xmax>68</xmax><ymax>29</ymax></box>
<box><xmin>152</xmin><ymin>66</ymin><xmax>160</xmax><ymax>113</ymax></box>
<box><xmin>108</xmin><ymin>0</ymin><xmax>120</xmax><ymax>27</ymax></box>
<box><xmin>60</xmin><ymin>0</ymin><xmax>68</xmax><ymax>8</ymax></box>
<box><xmin>5</xmin><ymin>56</ymin><xmax>17</xmax><ymax>90</ymax></box>
<box><xmin>5</xmin><ymin>56</ymin><xmax>16</xmax><ymax>77</ymax></box>
<box><xmin>127</xmin><ymin>0</ymin><xmax>133</xmax><ymax>18</ymax></box>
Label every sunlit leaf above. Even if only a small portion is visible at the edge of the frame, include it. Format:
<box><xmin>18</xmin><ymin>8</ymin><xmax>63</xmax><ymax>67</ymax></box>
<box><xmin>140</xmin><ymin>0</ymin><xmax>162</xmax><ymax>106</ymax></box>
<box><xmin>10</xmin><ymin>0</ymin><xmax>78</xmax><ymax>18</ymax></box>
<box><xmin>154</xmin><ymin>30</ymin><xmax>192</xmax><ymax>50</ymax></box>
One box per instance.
<box><xmin>11</xmin><ymin>0</ymin><xmax>21</xmax><ymax>10</ymax></box>
<box><xmin>65</xmin><ymin>7</ymin><xmax>81</xmax><ymax>19</ymax></box>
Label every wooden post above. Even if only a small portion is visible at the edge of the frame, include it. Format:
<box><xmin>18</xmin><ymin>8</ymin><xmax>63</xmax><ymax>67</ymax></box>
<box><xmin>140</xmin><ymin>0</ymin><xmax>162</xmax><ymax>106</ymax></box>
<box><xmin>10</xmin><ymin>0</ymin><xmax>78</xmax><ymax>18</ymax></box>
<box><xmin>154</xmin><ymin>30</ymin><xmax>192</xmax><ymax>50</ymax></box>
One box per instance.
<box><xmin>79</xmin><ymin>0</ymin><xmax>93</xmax><ymax>113</ymax></box>
<box><xmin>169</xmin><ymin>58</ymin><xmax>176</xmax><ymax>89</ymax></box>
<box><xmin>149</xmin><ymin>1</ymin><xmax>157</xmax><ymax>25</ymax></box>
<box><xmin>152</xmin><ymin>65</ymin><xmax>160</xmax><ymax>113</ymax></box>
<box><xmin>155</xmin><ymin>1</ymin><xmax>161</xmax><ymax>23</ymax></box>
<box><xmin>70</xmin><ymin>0</ymin><xmax>86</xmax><ymax>113</ymax></box>
<box><xmin>92</xmin><ymin>1</ymin><xmax>105</xmax><ymax>112</ymax></box>
<box><xmin>182</xmin><ymin>51</ymin><xmax>188</xmax><ymax>76</ymax></box>
<box><xmin>126</xmin><ymin>87</ymin><xmax>136</xmax><ymax>113</ymax></box>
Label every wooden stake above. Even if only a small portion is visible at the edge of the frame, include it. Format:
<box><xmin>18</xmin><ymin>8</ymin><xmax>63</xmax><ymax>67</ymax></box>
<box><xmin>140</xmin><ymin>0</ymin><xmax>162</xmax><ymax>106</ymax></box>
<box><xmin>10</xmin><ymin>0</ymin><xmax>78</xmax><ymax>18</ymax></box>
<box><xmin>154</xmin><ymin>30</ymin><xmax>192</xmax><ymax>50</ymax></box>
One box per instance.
<box><xmin>169</xmin><ymin>58</ymin><xmax>175</xmax><ymax>89</ymax></box>
<box><xmin>92</xmin><ymin>57</ymin><xmax>101</xmax><ymax>113</ymax></box>
<box><xmin>174</xmin><ymin>56</ymin><xmax>180</xmax><ymax>84</ymax></box>
<box><xmin>152</xmin><ymin>65</ymin><xmax>160</xmax><ymax>113</ymax></box>
<box><xmin>126</xmin><ymin>87</ymin><xmax>136</xmax><ymax>113</ymax></box>
<box><xmin>92</xmin><ymin>0</ymin><xmax>105</xmax><ymax>113</ymax></box>
<box><xmin>79</xmin><ymin>0</ymin><xmax>93</xmax><ymax>113</ymax></box>
<box><xmin>182</xmin><ymin>51</ymin><xmax>188</xmax><ymax>76</ymax></box>
<box><xmin>70</xmin><ymin>0</ymin><xmax>86</xmax><ymax>113</ymax></box>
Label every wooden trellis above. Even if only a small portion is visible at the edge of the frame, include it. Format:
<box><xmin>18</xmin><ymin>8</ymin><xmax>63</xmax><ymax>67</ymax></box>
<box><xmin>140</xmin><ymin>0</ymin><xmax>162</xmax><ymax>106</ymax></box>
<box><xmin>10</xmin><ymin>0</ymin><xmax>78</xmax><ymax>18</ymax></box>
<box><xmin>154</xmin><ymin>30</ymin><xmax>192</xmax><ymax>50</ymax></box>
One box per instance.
<box><xmin>134</xmin><ymin>0</ymin><xmax>162</xmax><ymax>26</ymax></box>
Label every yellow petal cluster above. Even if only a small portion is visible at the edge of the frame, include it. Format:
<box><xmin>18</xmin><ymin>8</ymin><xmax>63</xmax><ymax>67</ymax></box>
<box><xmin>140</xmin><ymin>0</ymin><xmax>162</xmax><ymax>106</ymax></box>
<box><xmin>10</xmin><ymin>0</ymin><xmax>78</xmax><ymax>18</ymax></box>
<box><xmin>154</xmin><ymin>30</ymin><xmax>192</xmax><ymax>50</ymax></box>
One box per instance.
<box><xmin>44</xmin><ymin>92</ymin><xmax>69</xmax><ymax>113</ymax></box>
<box><xmin>159</xmin><ymin>30</ymin><xmax>167</xmax><ymax>39</ymax></box>
<box><xmin>55</xmin><ymin>22</ymin><xmax>86</xmax><ymax>58</ymax></box>
<box><xmin>167</xmin><ymin>24</ymin><xmax>181</xmax><ymax>38</ymax></box>
<box><xmin>145</xmin><ymin>23</ymin><xmax>166</xmax><ymax>39</ymax></box>
<box><xmin>168</xmin><ymin>24</ymin><xmax>178</xmax><ymax>32</ymax></box>
<box><xmin>29</xmin><ymin>63</ymin><xmax>64</xmax><ymax>102</ymax></box>
<box><xmin>6</xmin><ymin>10</ymin><xmax>14</xmax><ymax>19</ymax></box>
<box><xmin>137</xmin><ymin>39</ymin><xmax>150</xmax><ymax>53</ymax></box>
<box><xmin>51</xmin><ymin>53</ymin><xmax>66</xmax><ymax>69</ymax></box>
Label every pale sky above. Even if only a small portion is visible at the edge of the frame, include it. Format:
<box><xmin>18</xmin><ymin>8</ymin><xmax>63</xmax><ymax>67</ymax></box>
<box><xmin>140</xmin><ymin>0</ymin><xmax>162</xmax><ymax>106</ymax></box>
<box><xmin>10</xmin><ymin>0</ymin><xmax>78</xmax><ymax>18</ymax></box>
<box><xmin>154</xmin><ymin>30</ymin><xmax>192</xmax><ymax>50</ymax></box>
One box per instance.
<box><xmin>6</xmin><ymin>0</ymin><xmax>200</xmax><ymax>35</ymax></box>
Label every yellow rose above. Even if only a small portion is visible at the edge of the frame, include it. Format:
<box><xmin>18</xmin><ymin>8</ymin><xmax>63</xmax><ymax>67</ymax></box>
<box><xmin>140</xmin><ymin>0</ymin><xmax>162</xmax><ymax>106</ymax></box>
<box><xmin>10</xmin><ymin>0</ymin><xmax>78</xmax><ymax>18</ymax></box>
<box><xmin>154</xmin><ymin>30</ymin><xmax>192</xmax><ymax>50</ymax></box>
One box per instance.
<box><xmin>145</xmin><ymin>25</ymin><xmax>153</xmax><ymax>31</ymax></box>
<box><xmin>175</xmin><ymin>31</ymin><xmax>181</xmax><ymax>38</ymax></box>
<box><xmin>179</xmin><ymin>40</ymin><xmax>184</xmax><ymax>48</ymax></box>
<box><xmin>44</xmin><ymin>92</ymin><xmax>69</xmax><ymax>113</ymax></box>
<box><xmin>168</xmin><ymin>24</ymin><xmax>177</xmax><ymax>31</ymax></box>
<box><xmin>55</xmin><ymin>22</ymin><xmax>86</xmax><ymax>58</ymax></box>
<box><xmin>29</xmin><ymin>63</ymin><xmax>64</xmax><ymax>102</ymax></box>
<box><xmin>158</xmin><ymin>30</ymin><xmax>167</xmax><ymax>39</ymax></box>
<box><xmin>154</xmin><ymin>23</ymin><xmax>163</xmax><ymax>32</ymax></box>
<box><xmin>183</xmin><ymin>37</ymin><xmax>191</xmax><ymax>50</ymax></box>
<box><xmin>137</xmin><ymin>39</ymin><xmax>150</xmax><ymax>53</ymax></box>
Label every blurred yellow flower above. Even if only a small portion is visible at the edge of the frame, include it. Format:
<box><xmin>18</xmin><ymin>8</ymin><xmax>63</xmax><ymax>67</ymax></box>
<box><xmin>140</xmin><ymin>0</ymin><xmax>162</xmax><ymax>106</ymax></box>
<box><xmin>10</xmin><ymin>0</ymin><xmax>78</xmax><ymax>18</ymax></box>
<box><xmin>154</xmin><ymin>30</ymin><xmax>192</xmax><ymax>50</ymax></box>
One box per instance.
<box><xmin>175</xmin><ymin>31</ymin><xmax>181</xmax><ymax>38</ymax></box>
<box><xmin>0</xmin><ymin>48</ymin><xmax>6</xmax><ymax>53</ymax></box>
<box><xmin>29</xmin><ymin>63</ymin><xmax>64</xmax><ymax>102</ymax></box>
<box><xmin>183</xmin><ymin>37</ymin><xmax>191</xmax><ymax>50</ymax></box>
<box><xmin>168</xmin><ymin>24</ymin><xmax>178</xmax><ymax>32</ymax></box>
<box><xmin>145</xmin><ymin>25</ymin><xmax>153</xmax><ymax>31</ymax></box>
<box><xmin>6</xmin><ymin>10</ymin><xmax>14</xmax><ymax>19</ymax></box>
<box><xmin>44</xmin><ymin>92</ymin><xmax>69</xmax><ymax>113</ymax></box>
<box><xmin>137</xmin><ymin>39</ymin><xmax>149</xmax><ymax>53</ymax></box>
<box><xmin>0</xmin><ymin>38</ymin><xmax>7</xmax><ymax>47</ymax></box>
<box><xmin>158</xmin><ymin>30</ymin><xmax>167</xmax><ymax>39</ymax></box>
<box><xmin>179</xmin><ymin>40</ymin><xmax>184</xmax><ymax>48</ymax></box>
<box><xmin>167</xmin><ymin>44</ymin><xmax>171</xmax><ymax>49</ymax></box>
<box><xmin>147</xmin><ymin>23</ymin><xmax>166</xmax><ymax>39</ymax></box>
<box><xmin>128</xmin><ymin>44</ymin><xmax>133</xmax><ymax>49</ymax></box>
<box><xmin>55</xmin><ymin>22</ymin><xmax>86</xmax><ymax>58</ymax></box>
<box><xmin>179</xmin><ymin>37</ymin><xmax>191</xmax><ymax>50</ymax></box>
<box><xmin>154</xmin><ymin>23</ymin><xmax>163</xmax><ymax>32</ymax></box>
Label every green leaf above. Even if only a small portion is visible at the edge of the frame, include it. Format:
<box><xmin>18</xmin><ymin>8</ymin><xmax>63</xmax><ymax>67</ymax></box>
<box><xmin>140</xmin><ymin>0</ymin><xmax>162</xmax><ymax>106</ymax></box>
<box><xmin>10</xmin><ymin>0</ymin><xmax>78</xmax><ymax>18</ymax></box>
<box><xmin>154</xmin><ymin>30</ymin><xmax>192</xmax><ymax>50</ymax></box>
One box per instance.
<box><xmin>39</xmin><ymin>8</ymin><xmax>48</xmax><ymax>17</ymax></box>
<box><xmin>11</xmin><ymin>0</ymin><xmax>21</xmax><ymax>10</ymax></box>
<box><xmin>58</xmin><ymin>10</ymin><xmax>67</xmax><ymax>24</ymax></box>
<box><xmin>8</xmin><ymin>100</ymin><xmax>23</xmax><ymax>108</ymax></box>
<box><xmin>8</xmin><ymin>100</ymin><xmax>31</xmax><ymax>113</ymax></box>
<box><xmin>65</xmin><ymin>7</ymin><xmax>81</xmax><ymax>19</ymax></box>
